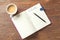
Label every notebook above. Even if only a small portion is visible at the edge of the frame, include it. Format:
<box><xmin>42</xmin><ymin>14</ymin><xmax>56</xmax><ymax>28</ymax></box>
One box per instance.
<box><xmin>10</xmin><ymin>3</ymin><xmax>51</xmax><ymax>39</ymax></box>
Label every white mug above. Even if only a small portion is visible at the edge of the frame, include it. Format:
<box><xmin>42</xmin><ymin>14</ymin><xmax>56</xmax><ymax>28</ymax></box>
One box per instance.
<box><xmin>6</xmin><ymin>3</ymin><xmax>17</xmax><ymax>15</ymax></box>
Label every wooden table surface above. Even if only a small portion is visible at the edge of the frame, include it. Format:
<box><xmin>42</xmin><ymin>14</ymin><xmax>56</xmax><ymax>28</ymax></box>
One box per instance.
<box><xmin>0</xmin><ymin>0</ymin><xmax>60</xmax><ymax>40</ymax></box>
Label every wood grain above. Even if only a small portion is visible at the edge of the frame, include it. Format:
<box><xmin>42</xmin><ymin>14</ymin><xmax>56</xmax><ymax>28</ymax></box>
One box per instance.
<box><xmin>0</xmin><ymin>0</ymin><xmax>60</xmax><ymax>40</ymax></box>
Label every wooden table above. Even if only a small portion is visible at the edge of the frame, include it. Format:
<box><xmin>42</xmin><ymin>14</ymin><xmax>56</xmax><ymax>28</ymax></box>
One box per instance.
<box><xmin>0</xmin><ymin>0</ymin><xmax>60</xmax><ymax>40</ymax></box>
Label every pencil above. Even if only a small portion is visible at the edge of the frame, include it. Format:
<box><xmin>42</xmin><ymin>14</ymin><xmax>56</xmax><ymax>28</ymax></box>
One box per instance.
<box><xmin>34</xmin><ymin>13</ymin><xmax>46</xmax><ymax>23</ymax></box>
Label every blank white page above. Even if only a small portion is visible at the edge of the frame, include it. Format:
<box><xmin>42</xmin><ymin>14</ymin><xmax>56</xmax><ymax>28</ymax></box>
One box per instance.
<box><xmin>25</xmin><ymin>3</ymin><xmax>51</xmax><ymax>31</ymax></box>
<box><xmin>11</xmin><ymin>12</ymin><xmax>36</xmax><ymax>39</ymax></box>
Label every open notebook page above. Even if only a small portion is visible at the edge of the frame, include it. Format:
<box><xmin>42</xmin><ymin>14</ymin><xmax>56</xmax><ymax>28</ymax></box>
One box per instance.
<box><xmin>25</xmin><ymin>3</ymin><xmax>51</xmax><ymax>31</ymax></box>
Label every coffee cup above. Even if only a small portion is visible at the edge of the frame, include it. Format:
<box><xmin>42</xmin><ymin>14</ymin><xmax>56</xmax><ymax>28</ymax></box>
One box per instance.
<box><xmin>6</xmin><ymin>3</ymin><xmax>17</xmax><ymax>15</ymax></box>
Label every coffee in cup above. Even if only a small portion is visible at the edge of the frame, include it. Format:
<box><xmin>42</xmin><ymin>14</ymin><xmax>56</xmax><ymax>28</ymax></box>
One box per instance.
<box><xmin>6</xmin><ymin>3</ymin><xmax>17</xmax><ymax>15</ymax></box>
